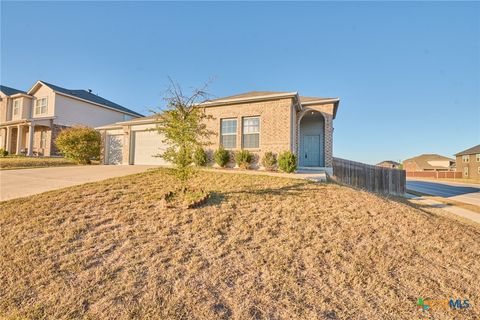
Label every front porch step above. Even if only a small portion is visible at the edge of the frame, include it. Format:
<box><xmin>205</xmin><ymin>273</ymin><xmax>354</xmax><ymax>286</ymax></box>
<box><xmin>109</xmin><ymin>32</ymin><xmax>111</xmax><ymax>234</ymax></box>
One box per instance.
<box><xmin>295</xmin><ymin>170</ymin><xmax>327</xmax><ymax>182</ymax></box>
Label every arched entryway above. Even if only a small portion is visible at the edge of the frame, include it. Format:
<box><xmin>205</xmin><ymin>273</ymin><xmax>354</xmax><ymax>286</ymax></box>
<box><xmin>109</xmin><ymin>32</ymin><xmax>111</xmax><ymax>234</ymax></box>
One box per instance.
<box><xmin>299</xmin><ymin>110</ymin><xmax>325</xmax><ymax>167</ymax></box>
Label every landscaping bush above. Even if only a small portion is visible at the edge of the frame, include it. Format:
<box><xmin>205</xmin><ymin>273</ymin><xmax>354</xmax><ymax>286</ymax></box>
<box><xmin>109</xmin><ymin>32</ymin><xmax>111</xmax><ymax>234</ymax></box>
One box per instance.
<box><xmin>193</xmin><ymin>147</ymin><xmax>207</xmax><ymax>167</ymax></box>
<box><xmin>261</xmin><ymin>151</ymin><xmax>277</xmax><ymax>171</ymax></box>
<box><xmin>0</xmin><ymin>148</ymin><xmax>8</xmax><ymax>157</ymax></box>
<box><xmin>234</xmin><ymin>150</ymin><xmax>253</xmax><ymax>169</ymax></box>
<box><xmin>214</xmin><ymin>146</ymin><xmax>230</xmax><ymax>167</ymax></box>
<box><xmin>278</xmin><ymin>151</ymin><xmax>297</xmax><ymax>173</ymax></box>
<box><xmin>55</xmin><ymin>126</ymin><xmax>100</xmax><ymax>164</ymax></box>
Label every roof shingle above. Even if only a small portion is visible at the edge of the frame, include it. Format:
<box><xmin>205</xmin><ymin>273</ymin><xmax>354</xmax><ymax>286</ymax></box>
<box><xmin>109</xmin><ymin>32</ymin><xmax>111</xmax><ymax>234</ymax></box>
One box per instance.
<box><xmin>39</xmin><ymin>81</ymin><xmax>143</xmax><ymax>117</ymax></box>
<box><xmin>0</xmin><ymin>85</ymin><xmax>27</xmax><ymax>96</ymax></box>
<box><xmin>455</xmin><ymin>145</ymin><xmax>480</xmax><ymax>156</ymax></box>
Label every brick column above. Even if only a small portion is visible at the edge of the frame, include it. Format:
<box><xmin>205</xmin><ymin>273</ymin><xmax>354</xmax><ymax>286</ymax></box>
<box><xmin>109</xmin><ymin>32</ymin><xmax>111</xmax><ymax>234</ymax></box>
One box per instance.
<box><xmin>122</xmin><ymin>126</ymin><xmax>131</xmax><ymax>165</ymax></box>
<box><xmin>324</xmin><ymin>114</ymin><xmax>333</xmax><ymax>168</ymax></box>
<box><xmin>99</xmin><ymin>130</ymin><xmax>106</xmax><ymax>164</ymax></box>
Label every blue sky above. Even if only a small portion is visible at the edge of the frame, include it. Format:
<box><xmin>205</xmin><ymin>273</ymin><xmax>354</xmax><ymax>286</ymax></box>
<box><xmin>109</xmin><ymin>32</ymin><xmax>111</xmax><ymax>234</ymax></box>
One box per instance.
<box><xmin>1</xmin><ymin>1</ymin><xmax>479</xmax><ymax>164</ymax></box>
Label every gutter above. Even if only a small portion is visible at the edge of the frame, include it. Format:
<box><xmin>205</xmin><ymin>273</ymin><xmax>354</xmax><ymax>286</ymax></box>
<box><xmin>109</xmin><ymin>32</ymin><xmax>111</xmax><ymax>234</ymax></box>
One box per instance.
<box><xmin>200</xmin><ymin>92</ymin><xmax>299</xmax><ymax>107</ymax></box>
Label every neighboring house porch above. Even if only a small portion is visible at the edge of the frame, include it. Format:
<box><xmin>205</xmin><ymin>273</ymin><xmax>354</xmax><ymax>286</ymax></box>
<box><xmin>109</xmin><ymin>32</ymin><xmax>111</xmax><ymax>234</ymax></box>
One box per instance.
<box><xmin>0</xmin><ymin>118</ymin><xmax>64</xmax><ymax>156</ymax></box>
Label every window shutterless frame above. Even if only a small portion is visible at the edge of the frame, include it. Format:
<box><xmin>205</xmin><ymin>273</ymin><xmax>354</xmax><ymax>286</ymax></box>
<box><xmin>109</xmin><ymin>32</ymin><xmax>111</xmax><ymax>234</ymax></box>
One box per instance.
<box><xmin>220</xmin><ymin>118</ymin><xmax>237</xmax><ymax>149</ymax></box>
<box><xmin>242</xmin><ymin>116</ymin><xmax>260</xmax><ymax>149</ymax></box>
<box><xmin>35</xmin><ymin>97</ymin><xmax>48</xmax><ymax>115</ymax></box>
<box><xmin>13</xmin><ymin>99</ymin><xmax>20</xmax><ymax>116</ymax></box>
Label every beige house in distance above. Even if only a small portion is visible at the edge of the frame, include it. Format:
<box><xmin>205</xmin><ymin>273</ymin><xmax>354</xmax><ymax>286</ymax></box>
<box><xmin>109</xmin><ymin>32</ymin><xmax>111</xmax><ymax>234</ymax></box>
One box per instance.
<box><xmin>376</xmin><ymin>160</ymin><xmax>401</xmax><ymax>169</ymax></box>
<box><xmin>0</xmin><ymin>81</ymin><xmax>142</xmax><ymax>156</ymax></box>
<box><xmin>97</xmin><ymin>91</ymin><xmax>340</xmax><ymax>174</ymax></box>
<box><xmin>455</xmin><ymin>145</ymin><xmax>480</xmax><ymax>179</ymax></box>
<box><xmin>403</xmin><ymin>154</ymin><xmax>455</xmax><ymax>172</ymax></box>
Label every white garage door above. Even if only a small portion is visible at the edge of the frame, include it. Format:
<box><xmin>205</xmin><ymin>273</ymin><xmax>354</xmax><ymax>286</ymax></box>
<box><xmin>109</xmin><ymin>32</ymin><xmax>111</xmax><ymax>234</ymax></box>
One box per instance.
<box><xmin>106</xmin><ymin>134</ymin><xmax>124</xmax><ymax>165</ymax></box>
<box><xmin>132</xmin><ymin>130</ymin><xmax>168</xmax><ymax>165</ymax></box>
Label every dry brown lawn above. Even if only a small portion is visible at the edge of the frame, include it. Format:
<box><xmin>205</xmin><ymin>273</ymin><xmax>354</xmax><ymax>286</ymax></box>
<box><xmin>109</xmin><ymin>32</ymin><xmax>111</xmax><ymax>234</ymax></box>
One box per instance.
<box><xmin>1</xmin><ymin>168</ymin><xmax>479</xmax><ymax>319</ymax></box>
<box><xmin>0</xmin><ymin>157</ymin><xmax>76</xmax><ymax>170</ymax></box>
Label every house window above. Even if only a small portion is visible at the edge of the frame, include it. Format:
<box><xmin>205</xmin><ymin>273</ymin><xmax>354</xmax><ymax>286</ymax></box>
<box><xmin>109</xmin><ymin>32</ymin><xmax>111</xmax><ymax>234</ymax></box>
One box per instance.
<box><xmin>463</xmin><ymin>167</ymin><xmax>469</xmax><ymax>177</ymax></box>
<box><xmin>13</xmin><ymin>99</ymin><xmax>20</xmax><ymax>116</ymax></box>
<box><xmin>476</xmin><ymin>154</ymin><xmax>480</xmax><ymax>162</ymax></box>
<box><xmin>242</xmin><ymin>117</ymin><xmax>260</xmax><ymax>149</ymax></box>
<box><xmin>35</xmin><ymin>98</ymin><xmax>48</xmax><ymax>115</ymax></box>
<box><xmin>40</xmin><ymin>130</ymin><xmax>47</xmax><ymax>148</ymax></box>
<box><xmin>462</xmin><ymin>155</ymin><xmax>469</xmax><ymax>163</ymax></box>
<box><xmin>220</xmin><ymin>118</ymin><xmax>237</xmax><ymax>149</ymax></box>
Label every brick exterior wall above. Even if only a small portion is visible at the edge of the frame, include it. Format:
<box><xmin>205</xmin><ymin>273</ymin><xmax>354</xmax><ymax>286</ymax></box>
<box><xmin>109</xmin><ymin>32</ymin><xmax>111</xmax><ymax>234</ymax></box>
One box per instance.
<box><xmin>203</xmin><ymin>98</ymin><xmax>294</xmax><ymax>168</ymax></box>
<box><xmin>100</xmin><ymin>130</ymin><xmax>106</xmax><ymax>164</ymax></box>
<box><xmin>50</xmin><ymin>124</ymin><xmax>68</xmax><ymax>156</ymax></box>
<box><xmin>99</xmin><ymin>97</ymin><xmax>338</xmax><ymax>170</ymax></box>
<box><xmin>402</xmin><ymin>160</ymin><xmax>420</xmax><ymax>173</ymax></box>
<box><xmin>456</xmin><ymin>154</ymin><xmax>480</xmax><ymax>179</ymax></box>
<box><xmin>122</xmin><ymin>126</ymin><xmax>131</xmax><ymax>165</ymax></box>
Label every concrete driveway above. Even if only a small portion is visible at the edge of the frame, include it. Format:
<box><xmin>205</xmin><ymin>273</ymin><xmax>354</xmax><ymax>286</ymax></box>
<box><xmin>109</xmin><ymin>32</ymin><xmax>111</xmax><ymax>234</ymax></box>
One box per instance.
<box><xmin>406</xmin><ymin>179</ymin><xmax>480</xmax><ymax>207</ymax></box>
<box><xmin>0</xmin><ymin>165</ymin><xmax>158</xmax><ymax>201</ymax></box>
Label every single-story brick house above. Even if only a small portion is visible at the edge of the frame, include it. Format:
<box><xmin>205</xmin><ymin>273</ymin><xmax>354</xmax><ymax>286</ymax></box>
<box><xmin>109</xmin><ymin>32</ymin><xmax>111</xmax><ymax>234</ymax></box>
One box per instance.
<box><xmin>96</xmin><ymin>91</ymin><xmax>340</xmax><ymax>173</ymax></box>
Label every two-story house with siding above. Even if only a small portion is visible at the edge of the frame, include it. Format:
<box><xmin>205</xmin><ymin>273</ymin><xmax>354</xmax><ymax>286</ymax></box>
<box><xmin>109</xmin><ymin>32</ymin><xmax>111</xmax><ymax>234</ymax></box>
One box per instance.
<box><xmin>0</xmin><ymin>81</ymin><xmax>142</xmax><ymax>156</ymax></box>
<box><xmin>455</xmin><ymin>145</ymin><xmax>480</xmax><ymax>179</ymax></box>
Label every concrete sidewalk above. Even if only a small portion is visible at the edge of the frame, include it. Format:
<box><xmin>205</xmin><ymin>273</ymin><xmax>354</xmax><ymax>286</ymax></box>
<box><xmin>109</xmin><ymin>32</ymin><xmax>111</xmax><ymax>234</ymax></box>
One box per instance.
<box><xmin>0</xmin><ymin>165</ymin><xmax>157</xmax><ymax>201</ymax></box>
<box><xmin>406</xmin><ymin>193</ymin><xmax>480</xmax><ymax>224</ymax></box>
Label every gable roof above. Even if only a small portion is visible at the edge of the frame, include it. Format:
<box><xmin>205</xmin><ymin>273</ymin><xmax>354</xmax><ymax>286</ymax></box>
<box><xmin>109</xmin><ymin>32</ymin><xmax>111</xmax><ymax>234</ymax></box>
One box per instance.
<box><xmin>0</xmin><ymin>85</ymin><xmax>27</xmax><ymax>96</ymax></box>
<box><xmin>455</xmin><ymin>145</ymin><xmax>480</xmax><ymax>156</ymax></box>
<box><xmin>403</xmin><ymin>154</ymin><xmax>455</xmax><ymax>170</ymax></box>
<box><xmin>205</xmin><ymin>91</ymin><xmax>298</xmax><ymax>104</ymax></box>
<box><xmin>29</xmin><ymin>80</ymin><xmax>143</xmax><ymax>117</ymax></box>
<box><xmin>206</xmin><ymin>91</ymin><xmax>338</xmax><ymax>105</ymax></box>
<box><xmin>299</xmin><ymin>96</ymin><xmax>338</xmax><ymax>103</ymax></box>
<box><xmin>376</xmin><ymin>160</ymin><xmax>400</xmax><ymax>166</ymax></box>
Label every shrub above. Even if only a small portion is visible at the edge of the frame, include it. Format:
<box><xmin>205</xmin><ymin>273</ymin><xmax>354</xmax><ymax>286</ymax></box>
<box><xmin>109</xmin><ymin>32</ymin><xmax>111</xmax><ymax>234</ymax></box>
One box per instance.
<box><xmin>278</xmin><ymin>151</ymin><xmax>297</xmax><ymax>173</ymax></box>
<box><xmin>0</xmin><ymin>148</ymin><xmax>8</xmax><ymax>157</ymax></box>
<box><xmin>261</xmin><ymin>152</ymin><xmax>277</xmax><ymax>171</ymax></box>
<box><xmin>214</xmin><ymin>146</ymin><xmax>230</xmax><ymax>167</ymax></box>
<box><xmin>234</xmin><ymin>150</ymin><xmax>253</xmax><ymax>169</ymax></box>
<box><xmin>55</xmin><ymin>126</ymin><xmax>100</xmax><ymax>164</ymax></box>
<box><xmin>193</xmin><ymin>147</ymin><xmax>207</xmax><ymax>167</ymax></box>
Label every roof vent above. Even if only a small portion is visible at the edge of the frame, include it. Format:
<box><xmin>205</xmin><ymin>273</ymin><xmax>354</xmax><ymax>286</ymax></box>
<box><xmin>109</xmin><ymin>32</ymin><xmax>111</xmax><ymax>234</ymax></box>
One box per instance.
<box><xmin>87</xmin><ymin>89</ymin><xmax>92</xmax><ymax>93</ymax></box>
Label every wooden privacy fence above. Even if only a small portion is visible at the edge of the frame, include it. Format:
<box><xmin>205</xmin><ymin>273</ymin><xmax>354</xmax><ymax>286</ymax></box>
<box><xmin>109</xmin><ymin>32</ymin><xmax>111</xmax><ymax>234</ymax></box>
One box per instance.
<box><xmin>406</xmin><ymin>171</ymin><xmax>462</xmax><ymax>179</ymax></box>
<box><xmin>332</xmin><ymin>157</ymin><xmax>406</xmax><ymax>196</ymax></box>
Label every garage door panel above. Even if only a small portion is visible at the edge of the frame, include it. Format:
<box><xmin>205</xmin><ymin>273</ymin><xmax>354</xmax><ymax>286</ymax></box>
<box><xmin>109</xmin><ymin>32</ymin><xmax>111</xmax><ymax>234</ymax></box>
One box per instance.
<box><xmin>133</xmin><ymin>131</ymin><xmax>169</xmax><ymax>165</ymax></box>
<box><xmin>106</xmin><ymin>135</ymin><xmax>123</xmax><ymax>165</ymax></box>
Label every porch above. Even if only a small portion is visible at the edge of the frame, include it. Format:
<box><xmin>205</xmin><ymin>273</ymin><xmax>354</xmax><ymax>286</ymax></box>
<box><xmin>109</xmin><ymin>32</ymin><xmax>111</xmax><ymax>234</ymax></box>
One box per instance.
<box><xmin>0</xmin><ymin>119</ymin><xmax>54</xmax><ymax>156</ymax></box>
<box><xmin>296</xmin><ymin>108</ymin><xmax>333</xmax><ymax>172</ymax></box>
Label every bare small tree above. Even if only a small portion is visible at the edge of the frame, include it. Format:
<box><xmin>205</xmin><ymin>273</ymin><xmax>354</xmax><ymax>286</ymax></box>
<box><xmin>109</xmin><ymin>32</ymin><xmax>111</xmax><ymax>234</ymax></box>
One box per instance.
<box><xmin>154</xmin><ymin>80</ymin><xmax>214</xmax><ymax>192</ymax></box>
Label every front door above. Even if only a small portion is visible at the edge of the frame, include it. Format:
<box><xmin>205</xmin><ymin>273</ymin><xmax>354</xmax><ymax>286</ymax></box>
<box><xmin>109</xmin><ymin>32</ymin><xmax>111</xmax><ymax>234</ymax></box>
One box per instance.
<box><xmin>303</xmin><ymin>135</ymin><xmax>320</xmax><ymax>167</ymax></box>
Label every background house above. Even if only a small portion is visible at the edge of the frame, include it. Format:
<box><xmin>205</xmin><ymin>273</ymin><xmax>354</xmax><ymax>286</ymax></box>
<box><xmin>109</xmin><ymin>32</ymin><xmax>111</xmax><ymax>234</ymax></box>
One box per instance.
<box><xmin>0</xmin><ymin>81</ymin><xmax>142</xmax><ymax>156</ymax></box>
<box><xmin>97</xmin><ymin>91</ymin><xmax>340</xmax><ymax>174</ymax></box>
<box><xmin>403</xmin><ymin>154</ymin><xmax>455</xmax><ymax>172</ymax></box>
<box><xmin>455</xmin><ymin>145</ymin><xmax>480</xmax><ymax>179</ymax></box>
<box><xmin>376</xmin><ymin>160</ymin><xmax>401</xmax><ymax>169</ymax></box>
